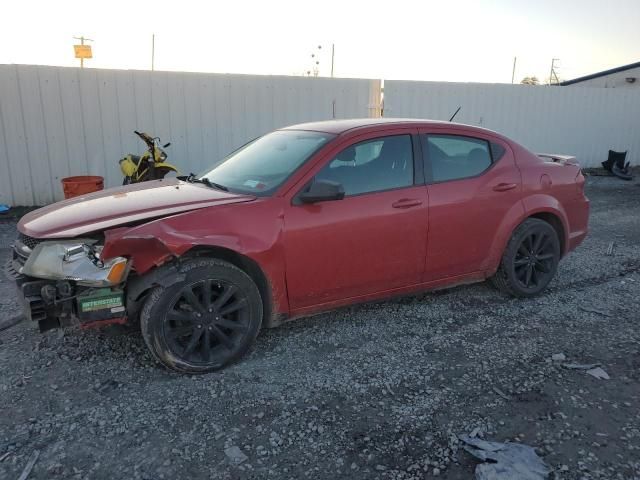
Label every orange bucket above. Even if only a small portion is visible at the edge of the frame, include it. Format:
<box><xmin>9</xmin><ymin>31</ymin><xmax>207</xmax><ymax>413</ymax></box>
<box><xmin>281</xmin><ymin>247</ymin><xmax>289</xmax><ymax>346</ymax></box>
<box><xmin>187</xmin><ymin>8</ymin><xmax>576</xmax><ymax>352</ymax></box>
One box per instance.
<box><xmin>61</xmin><ymin>176</ymin><xmax>104</xmax><ymax>199</ymax></box>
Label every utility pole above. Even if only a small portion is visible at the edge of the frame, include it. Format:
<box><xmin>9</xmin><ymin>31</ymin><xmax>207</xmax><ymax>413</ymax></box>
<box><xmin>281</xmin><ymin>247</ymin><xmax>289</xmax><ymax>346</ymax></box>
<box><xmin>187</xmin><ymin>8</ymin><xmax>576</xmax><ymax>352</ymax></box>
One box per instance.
<box><xmin>331</xmin><ymin>44</ymin><xmax>335</xmax><ymax>78</ymax></box>
<box><xmin>151</xmin><ymin>34</ymin><xmax>155</xmax><ymax>71</ymax></box>
<box><xmin>511</xmin><ymin>56</ymin><xmax>517</xmax><ymax>84</ymax></box>
<box><xmin>549</xmin><ymin>58</ymin><xmax>560</xmax><ymax>85</ymax></box>
<box><xmin>73</xmin><ymin>36</ymin><xmax>93</xmax><ymax>68</ymax></box>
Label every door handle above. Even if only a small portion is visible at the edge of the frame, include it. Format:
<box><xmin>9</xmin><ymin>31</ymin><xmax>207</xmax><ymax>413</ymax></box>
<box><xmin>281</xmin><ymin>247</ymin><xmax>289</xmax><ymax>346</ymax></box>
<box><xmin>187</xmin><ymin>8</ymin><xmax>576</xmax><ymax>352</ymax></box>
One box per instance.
<box><xmin>392</xmin><ymin>198</ymin><xmax>423</xmax><ymax>209</ymax></box>
<box><xmin>492</xmin><ymin>183</ymin><xmax>518</xmax><ymax>192</ymax></box>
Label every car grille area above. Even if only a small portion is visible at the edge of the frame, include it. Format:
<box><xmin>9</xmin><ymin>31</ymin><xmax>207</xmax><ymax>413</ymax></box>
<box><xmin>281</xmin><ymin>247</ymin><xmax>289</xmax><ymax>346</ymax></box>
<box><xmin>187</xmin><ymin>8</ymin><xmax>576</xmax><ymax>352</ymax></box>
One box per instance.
<box><xmin>6</xmin><ymin>234</ymin><xmax>38</xmax><ymax>278</ymax></box>
<box><xmin>18</xmin><ymin>233</ymin><xmax>42</xmax><ymax>250</ymax></box>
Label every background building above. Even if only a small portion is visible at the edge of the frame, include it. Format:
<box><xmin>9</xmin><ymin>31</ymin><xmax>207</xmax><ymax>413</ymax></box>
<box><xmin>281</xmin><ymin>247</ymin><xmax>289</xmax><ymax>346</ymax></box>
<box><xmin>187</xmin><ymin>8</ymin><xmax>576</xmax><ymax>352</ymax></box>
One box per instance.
<box><xmin>560</xmin><ymin>61</ymin><xmax>640</xmax><ymax>88</ymax></box>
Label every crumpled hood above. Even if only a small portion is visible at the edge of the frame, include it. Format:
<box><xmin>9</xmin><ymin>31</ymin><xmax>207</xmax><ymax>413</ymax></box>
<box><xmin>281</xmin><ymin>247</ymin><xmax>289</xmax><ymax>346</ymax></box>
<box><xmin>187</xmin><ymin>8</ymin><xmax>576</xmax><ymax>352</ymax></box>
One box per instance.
<box><xmin>19</xmin><ymin>178</ymin><xmax>255</xmax><ymax>238</ymax></box>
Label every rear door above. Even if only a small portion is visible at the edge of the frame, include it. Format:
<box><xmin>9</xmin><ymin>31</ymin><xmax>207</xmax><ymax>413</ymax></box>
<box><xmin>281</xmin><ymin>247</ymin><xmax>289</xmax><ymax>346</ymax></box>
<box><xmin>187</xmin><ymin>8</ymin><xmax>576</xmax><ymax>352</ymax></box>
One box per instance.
<box><xmin>283</xmin><ymin>129</ymin><xmax>429</xmax><ymax>309</ymax></box>
<box><xmin>420</xmin><ymin>128</ymin><xmax>523</xmax><ymax>281</ymax></box>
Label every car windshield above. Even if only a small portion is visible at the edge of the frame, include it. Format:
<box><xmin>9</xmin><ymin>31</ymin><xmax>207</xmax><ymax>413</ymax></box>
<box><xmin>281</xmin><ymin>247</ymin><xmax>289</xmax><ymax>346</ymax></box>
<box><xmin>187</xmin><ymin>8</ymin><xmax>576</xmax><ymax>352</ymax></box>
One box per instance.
<box><xmin>199</xmin><ymin>130</ymin><xmax>335</xmax><ymax>195</ymax></box>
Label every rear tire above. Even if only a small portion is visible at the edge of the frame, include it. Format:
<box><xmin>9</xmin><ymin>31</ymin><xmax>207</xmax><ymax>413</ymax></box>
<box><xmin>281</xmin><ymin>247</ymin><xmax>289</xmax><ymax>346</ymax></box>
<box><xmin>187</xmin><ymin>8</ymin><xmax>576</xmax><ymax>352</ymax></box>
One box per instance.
<box><xmin>140</xmin><ymin>258</ymin><xmax>262</xmax><ymax>373</ymax></box>
<box><xmin>490</xmin><ymin>218</ymin><xmax>560</xmax><ymax>297</ymax></box>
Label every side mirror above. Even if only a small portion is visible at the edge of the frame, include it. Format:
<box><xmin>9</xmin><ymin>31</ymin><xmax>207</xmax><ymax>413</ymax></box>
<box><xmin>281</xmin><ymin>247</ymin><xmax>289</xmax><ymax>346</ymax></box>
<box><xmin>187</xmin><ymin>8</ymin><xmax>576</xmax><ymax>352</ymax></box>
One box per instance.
<box><xmin>299</xmin><ymin>179</ymin><xmax>345</xmax><ymax>204</ymax></box>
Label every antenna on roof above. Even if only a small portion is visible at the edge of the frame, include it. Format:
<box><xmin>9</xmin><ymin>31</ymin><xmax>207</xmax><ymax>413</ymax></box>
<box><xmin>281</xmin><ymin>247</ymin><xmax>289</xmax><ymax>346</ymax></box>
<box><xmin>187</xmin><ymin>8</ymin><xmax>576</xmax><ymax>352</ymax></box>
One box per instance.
<box><xmin>449</xmin><ymin>106</ymin><xmax>461</xmax><ymax>122</ymax></box>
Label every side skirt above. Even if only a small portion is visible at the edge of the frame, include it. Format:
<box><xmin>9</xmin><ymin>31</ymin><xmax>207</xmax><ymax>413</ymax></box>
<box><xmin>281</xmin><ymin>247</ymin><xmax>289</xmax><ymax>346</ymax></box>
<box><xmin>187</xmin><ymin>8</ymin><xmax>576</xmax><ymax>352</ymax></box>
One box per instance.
<box><xmin>284</xmin><ymin>271</ymin><xmax>487</xmax><ymax>323</ymax></box>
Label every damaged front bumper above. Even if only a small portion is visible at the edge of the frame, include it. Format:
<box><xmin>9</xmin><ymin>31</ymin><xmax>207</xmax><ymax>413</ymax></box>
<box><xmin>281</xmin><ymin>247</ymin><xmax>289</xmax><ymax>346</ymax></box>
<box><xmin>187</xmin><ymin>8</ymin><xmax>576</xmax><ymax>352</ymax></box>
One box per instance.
<box><xmin>6</xmin><ymin>266</ymin><xmax>127</xmax><ymax>332</ymax></box>
<box><xmin>5</xmin><ymin>234</ymin><xmax>129</xmax><ymax>332</ymax></box>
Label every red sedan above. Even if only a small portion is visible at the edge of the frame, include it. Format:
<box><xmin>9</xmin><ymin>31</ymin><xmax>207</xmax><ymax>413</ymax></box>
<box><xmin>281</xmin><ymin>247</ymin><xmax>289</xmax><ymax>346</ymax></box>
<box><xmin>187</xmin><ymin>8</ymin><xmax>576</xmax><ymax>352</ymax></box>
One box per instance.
<box><xmin>11</xmin><ymin>119</ymin><xmax>589</xmax><ymax>373</ymax></box>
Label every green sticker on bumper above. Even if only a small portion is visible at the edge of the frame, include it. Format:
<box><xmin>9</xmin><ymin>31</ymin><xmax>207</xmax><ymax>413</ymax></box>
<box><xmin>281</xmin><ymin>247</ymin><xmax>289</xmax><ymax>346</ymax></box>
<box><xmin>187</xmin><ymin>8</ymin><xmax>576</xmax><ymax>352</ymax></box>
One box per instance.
<box><xmin>79</xmin><ymin>294</ymin><xmax>123</xmax><ymax>312</ymax></box>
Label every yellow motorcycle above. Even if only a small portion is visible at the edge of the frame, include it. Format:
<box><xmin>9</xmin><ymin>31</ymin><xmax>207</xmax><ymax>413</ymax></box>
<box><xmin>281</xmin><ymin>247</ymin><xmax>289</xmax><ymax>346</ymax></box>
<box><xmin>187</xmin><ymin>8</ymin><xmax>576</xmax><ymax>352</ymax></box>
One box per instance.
<box><xmin>119</xmin><ymin>131</ymin><xmax>179</xmax><ymax>184</ymax></box>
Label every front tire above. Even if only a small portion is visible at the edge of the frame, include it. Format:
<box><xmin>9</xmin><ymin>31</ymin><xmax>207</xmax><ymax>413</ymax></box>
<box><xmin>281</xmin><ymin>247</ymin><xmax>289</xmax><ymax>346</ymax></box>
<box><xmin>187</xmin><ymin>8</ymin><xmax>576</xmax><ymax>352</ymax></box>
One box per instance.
<box><xmin>490</xmin><ymin>218</ymin><xmax>561</xmax><ymax>297</ymax></box>
<box><xmin>140</xmin><ymin>258</ymin><xmax>262</xmax><ymax>373</ymax></box>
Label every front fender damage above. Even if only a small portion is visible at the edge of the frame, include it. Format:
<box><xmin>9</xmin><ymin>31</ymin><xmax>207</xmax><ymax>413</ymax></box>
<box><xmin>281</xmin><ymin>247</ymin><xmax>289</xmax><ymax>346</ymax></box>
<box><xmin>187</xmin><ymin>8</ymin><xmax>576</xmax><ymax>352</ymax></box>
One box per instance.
<box><xmin>100</xmin><ymin>220</ymin><xmax>253</xmax><ymax>321</ymax></box>
<box><xmin>101</xmin><ymin>223</ymin><xmax>200</xmax><ymax>274</ymax></box>
<box><xmin>101</xmin><ymin>223</ymin><xmax>205</xmax><ymax>322</ymax></box>
<box><xmin>98</xmin><ymin>202</ymin><xmax>289</xmax><ymax>325</ymax></box>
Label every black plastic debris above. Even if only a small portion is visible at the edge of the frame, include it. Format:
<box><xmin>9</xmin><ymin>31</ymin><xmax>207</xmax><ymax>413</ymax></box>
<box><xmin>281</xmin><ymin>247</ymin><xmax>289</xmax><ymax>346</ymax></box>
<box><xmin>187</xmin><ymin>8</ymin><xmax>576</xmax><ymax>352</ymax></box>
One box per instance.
<box><xmin>459</xmin><ymin>435</ymin><xmax>550</xmax><ymax>480</ymax></box>
<box><xmin>602</xmin><ymin>150</ymin><xmax>633</xmax><ymax>180</ymax></box>
<box><xmin>612</xmin><ymin>163</ymin><xmax>633</xmax><ymax>180</ymax></box>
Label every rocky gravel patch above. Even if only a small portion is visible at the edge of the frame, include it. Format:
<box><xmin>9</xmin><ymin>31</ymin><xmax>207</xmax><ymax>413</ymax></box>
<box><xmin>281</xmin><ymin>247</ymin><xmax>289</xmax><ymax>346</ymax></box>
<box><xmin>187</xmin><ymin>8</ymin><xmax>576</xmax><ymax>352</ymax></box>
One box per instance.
<box><xmin>0</xmin><ymin>176</ymin><xmax>639</xmax><ymax>479</ymax></box>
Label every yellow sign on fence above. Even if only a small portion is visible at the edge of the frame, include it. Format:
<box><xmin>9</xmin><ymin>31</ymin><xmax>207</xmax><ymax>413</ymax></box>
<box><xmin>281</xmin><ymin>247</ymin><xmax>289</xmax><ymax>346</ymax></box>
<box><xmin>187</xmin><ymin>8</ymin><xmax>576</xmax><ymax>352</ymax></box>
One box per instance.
<box><xmin>74</xmin><ymin>45</ymin><xmax>92</xmax><ymax>59</ymax></box>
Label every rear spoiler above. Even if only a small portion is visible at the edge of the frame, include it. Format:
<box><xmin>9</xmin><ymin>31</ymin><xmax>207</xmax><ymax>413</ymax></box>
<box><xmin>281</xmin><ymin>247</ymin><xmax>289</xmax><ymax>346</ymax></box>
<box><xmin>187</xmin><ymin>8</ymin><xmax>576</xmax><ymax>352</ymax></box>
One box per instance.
<box><xmin>537</xmin><ymin>153</ymin><xmax>578</xmax><ymax>166</ymax></box>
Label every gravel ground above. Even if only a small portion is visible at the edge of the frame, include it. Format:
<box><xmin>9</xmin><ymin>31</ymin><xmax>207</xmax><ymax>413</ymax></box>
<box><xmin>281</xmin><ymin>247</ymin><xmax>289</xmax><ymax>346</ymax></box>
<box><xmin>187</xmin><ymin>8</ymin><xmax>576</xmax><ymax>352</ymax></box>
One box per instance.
<box><xmin>0</xmin><ymin>175</ymin><xmax>639</xmax><ymax>480</ymax></box>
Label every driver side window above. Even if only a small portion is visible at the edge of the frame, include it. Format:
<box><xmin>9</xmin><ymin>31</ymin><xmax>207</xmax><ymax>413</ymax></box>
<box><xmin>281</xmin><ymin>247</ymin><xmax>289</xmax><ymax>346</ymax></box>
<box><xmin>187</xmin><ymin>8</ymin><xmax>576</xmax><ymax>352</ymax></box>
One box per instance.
<box><xmin>316</xmin><ymin>135</ymin><xmax>414</xmax><ymax>196</ymax></box>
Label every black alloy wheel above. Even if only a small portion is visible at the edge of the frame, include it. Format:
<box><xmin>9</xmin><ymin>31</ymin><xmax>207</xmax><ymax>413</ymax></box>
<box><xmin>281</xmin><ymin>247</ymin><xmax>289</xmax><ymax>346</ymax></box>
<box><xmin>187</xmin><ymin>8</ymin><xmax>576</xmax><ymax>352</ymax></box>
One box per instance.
<box><xmin>491</xmin><ymin>218</ymin><xmax>561</xmax><ymax>297</ymax></box>
<box><xmin>141</xmin><ymin>258</ymin><xmax>263</xmax><ymax>373</ymax></box>
<box><xmin>513</xmin><ymin>229</ymin><xmax>556</xmax><ymax>289</ymax></box>
<box><xmin>164</xmin><ymin>280</ymin><xmax>250</xmax><ymax>365</ymax></box>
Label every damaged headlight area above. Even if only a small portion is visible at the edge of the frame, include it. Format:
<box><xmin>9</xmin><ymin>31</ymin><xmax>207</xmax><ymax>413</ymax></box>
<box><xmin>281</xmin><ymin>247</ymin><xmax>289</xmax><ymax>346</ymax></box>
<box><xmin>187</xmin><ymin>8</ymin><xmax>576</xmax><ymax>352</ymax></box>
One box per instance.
<box><xmin>11</xmin><ymin>239</ymin><xmax>130</xmax><ymax>332</ymax></box>
<box><xmin>22</xmin><ymin>240</ymin><xmax>130</xmax><ymax>287</ymax></box>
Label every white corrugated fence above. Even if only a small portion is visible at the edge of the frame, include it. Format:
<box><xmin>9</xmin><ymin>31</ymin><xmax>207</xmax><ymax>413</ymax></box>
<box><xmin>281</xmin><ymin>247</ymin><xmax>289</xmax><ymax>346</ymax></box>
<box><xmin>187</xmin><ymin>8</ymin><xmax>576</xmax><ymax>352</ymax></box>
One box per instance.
<box><xmin>1</xmin><ymin>65</ymin><xmax>639</xmax><ymax>206</ymax></box>
<box><xmin>383</xmin><ymin>80</ymin><xmax>640</xmax><ymax>169</ymax></box>
<box><xmin>0</xmin><ymin>65</ymin><xmax>374</xmax><ymax>206</ymax></box>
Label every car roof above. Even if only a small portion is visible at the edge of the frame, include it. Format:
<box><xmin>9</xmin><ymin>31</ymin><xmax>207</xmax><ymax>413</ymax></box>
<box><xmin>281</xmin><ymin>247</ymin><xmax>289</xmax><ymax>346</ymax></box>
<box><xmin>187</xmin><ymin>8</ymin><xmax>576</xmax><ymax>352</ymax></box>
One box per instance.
<box><xmin>280</xmin><ymin>118</ymin><xmax>456</xmax><ymax>134</ymax></box>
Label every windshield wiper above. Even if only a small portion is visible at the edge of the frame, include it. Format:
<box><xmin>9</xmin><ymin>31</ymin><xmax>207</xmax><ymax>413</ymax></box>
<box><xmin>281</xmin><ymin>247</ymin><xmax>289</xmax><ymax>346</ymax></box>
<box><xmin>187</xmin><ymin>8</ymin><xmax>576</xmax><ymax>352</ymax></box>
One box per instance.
<box><xmin>182</xmin><ymin>173</ymin><xmax>228</xmax><ymax>191</ymax></box>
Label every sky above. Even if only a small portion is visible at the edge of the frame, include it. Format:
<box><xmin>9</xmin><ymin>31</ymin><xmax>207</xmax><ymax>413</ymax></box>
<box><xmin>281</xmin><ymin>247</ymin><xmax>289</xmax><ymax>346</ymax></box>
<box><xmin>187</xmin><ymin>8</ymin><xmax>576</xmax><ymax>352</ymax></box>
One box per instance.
<box><xmin>1</xmin><ymin>0</ymin><xmax>638</xmax><ymax>84</ymax></box>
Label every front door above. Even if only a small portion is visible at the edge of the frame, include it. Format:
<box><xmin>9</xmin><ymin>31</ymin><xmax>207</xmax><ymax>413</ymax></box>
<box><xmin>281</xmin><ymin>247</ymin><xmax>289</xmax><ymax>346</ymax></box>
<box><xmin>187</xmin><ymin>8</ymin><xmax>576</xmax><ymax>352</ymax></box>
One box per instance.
<box><xmin>283</xmin><ymin>131</ymin><xmax>429</xmax><ymax>310</ymax></box>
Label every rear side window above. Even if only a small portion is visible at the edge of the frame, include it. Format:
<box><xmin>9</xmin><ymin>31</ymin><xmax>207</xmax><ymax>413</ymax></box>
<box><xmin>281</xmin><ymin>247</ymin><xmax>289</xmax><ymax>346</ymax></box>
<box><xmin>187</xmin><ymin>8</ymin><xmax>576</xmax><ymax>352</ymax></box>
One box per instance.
<box><xmin>423</xmin><ymin>135</ymin><xmax>492</xmax><ymax>182</ymax></box>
